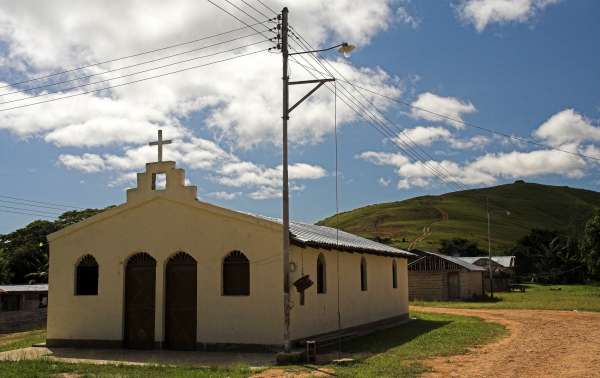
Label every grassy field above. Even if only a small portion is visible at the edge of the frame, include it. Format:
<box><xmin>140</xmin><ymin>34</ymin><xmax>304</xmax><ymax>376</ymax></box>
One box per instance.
<box><xmin>333</xmin><ymin>312</ymin><xmax>506</xmax><ymax>377</ymax></box>
<box><xmin>0</xmin><ymin>329</ymin><xmax>46</xmax><ymax>353</ymax></box>
<box><xmin>318</xmin><ymin>181</ymin><xmax>600</xmax><ymax>251</ymax></box>
<box><xmin>412</xmin><ymin>284</ymin><xmax>600</xmax><ymax>312</ymax></box>
<box><xmin>0</xmin><ymin>312</ymin><xmax>504</xmax><ymax>377</ymax></box>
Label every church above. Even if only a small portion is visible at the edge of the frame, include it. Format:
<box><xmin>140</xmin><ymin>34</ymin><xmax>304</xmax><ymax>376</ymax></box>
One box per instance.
<box><xmin>46</xmin><ymin>135</ymin><xmax>412</xmax><ymax>350</ymax></box>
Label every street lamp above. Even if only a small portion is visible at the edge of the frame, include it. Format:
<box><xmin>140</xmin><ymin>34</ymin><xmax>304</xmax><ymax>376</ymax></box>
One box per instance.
<box><xmin>486</xmin><ymin>197</ymin><xmax>510</xmax><ymax>299</ymax></box>
<box><xmin>279</xmin><ymin>7</ymin><xmax>353</xmax><ymax>352</ymax></box>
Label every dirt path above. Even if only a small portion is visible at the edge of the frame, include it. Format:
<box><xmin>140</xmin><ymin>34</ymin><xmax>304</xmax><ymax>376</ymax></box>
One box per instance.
<box><xmin>412</xmin><ymin>306</ymin><xmax>600</xmax><ymax>378</ymax></box>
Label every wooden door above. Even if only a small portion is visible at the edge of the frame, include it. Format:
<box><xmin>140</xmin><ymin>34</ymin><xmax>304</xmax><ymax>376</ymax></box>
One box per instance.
<box><xmin>448</xmin><ymin>272</ymin><xmax>460</xmax><ymax>300</ymax></box>
<box><xmin>165</xmin><ymin>252</ymin><xmax>197</xmax><ymax>350</ymax></box>
<box><xmin>124</xmin><ymin>253</ymin><xmax>156</xmax><ymax>349</ymax></box>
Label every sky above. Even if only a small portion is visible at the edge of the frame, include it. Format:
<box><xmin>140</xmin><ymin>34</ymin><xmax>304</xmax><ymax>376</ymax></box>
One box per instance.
<box><xmin>0</xmin><ymin>0</ymin><xmax>599</xmax><ymax>233</ymax></box>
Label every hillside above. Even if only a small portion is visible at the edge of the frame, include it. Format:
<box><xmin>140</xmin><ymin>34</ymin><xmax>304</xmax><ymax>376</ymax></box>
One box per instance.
<box><xmin>318</xmin><ymin>181</ymin><xmax>600</xmax><ymax>252</ymax></box>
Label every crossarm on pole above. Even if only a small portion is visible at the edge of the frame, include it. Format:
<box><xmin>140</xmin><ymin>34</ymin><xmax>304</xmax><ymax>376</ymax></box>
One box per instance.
<box><xmin>288</xmin><ymin>78</ymin><xmax>335</xmax><ymax>114</ymax></box>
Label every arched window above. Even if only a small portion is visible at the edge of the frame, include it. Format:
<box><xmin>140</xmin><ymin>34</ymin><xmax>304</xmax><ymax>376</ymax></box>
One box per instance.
<box><xmin>392</xmin><ymin>259</ymin><xmax>398</xmax><ymax>289</ymax></box>
<box><xmin>360</xmin><ymin>257</ymin><xmax>368</xmax><ymax>291</ymax></box>
<box><xmin>75</xmin><ymin>255</ymin><xmax>98</xmax><ymax>295</ymax></box>
<box><xmin>223</xmin><ymin>251</ymin><xmax>250</xmax><ymax>296</ymax></box>
<box><xmin>317</xmin><ymin>253</ymin><xmax>326</xmax><ymax>294</ymax></box>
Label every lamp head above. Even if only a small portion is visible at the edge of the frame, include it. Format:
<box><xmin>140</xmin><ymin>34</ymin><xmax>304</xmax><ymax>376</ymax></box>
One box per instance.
<box><xmin>338</xmin><ymin>42</ymin><xmax>356</xmax><ymax>58</ymax></box>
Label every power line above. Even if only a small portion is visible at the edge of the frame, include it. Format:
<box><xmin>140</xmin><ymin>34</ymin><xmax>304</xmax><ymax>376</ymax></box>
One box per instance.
<box><xmin>0</xmin><ymin>31</ymin><xmax>270</xmax><ymax>99</ymax></box>
<box><xmin>0</xmin><ymin>40</ymin><xmax>270</xmax><ymax>108</ymax></box>
<box><xmin>288</xmin><ymin>30</ymin><xmax>470</xmax><ymax>191</ymax></box>
<box><xmin>0</xmin><ymin>194</ymin><xmax>83</xmax><ymax>210</ymax></box>
<box><xmin>0</xmin><ymin>209</ymin><xmax>57</xmax><ymax>220</ymax></box>
<box><xmin>0</xmin><ymin>48</ymin><xmax>268</xmax><ymax>112</ymax></box>
<box><xmin>254</xmin><ymin>0</ymin><xmax>278</xmax><ymax>15</ymax></box>
<box><xmin>287</xmin><ymin>44</ymin><xmax>464</xmax><ymax>191</ymax></box>
<box><xmin>0</xmin><ymin>199</ymin><xmax>75</xmax><ymax>212</ymax></box>
<box><xmin>287</xmin><ymin>39</ymin><xmax>465</xmax><ymax>191</ymax></box>
<box><xmin>0</xmin><ymin>205</ymin><xmax>61</xmax><ymax>217</ymax></box>
<box><xmin>288</xmin><ymin>59</ymin><xmax>600</xmax><ymax>163</ymax></box>
<box><xmin>0</xmin><ymin>19</ymin><xmax>274</xmax><ymax>91</ymax></box>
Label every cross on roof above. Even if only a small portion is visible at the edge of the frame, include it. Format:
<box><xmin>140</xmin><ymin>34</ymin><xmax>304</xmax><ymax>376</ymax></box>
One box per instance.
<box><xmin>149</xmin><ymin>129</ymin><xmax>172</xmax><ymax>162</ymax></box>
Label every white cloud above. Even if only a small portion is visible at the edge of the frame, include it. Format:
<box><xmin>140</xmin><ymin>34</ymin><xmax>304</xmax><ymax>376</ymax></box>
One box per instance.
<box><xmin>206</xmin><ymin>191</ymin><xmax>240</xmax><ymax>200</ymax></box>
<box><xmin>58</xmin><ymin>135</ymin><xmax>327</xmax><ymax>200</ymax></box>
<box><xmin>401</xmin><ymin>126</ymin><xmax>451</xmax><ymax>146</ymax></box>
<box><xmin>378</xmin><ymin>177</ymin><xmax>391</xmax><ymax>187</ymax></box>
<box><xmin>533</xmin><ymin>109</ymin><xmax>600</xmax><ymax>147</ymax></box>
<box><xmin>58</xmin><ymin>153</ymin><xmax>105</xmax><ymax>173</ymax></box>
<box><xmin>395</xmin><ymin>1</ymin><xmax>421</xmax><ymax>29</ymax></box>
<box><xmin>396</xmin><ymin>126</ymin><xmax>490</xmax><ymax>150</ymax></box>
<box><xmin>410</xmin><ymin>92</ymin><xmax>476</xmax><ymax>128</ymax></box>
<box><xmin>0</xmin><ymin>1</ymin><xmax>401</xmax><ymax>151</ymax></box>
<box><xmin>455</xmin><ymin>0</ymin><xmax>561</xmax><ymax>32</ymax></box>
<box><xmin>358</xmin><ymin>144</ymin><xmax>587</xmax><ymax>189</ymax></box>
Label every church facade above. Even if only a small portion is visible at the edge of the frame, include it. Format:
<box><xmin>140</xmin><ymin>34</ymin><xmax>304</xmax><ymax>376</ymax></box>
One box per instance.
<box><xmin>47</xmin><ymin>160</ymin><xmax>412</xmax><ymax>349</ymax></box>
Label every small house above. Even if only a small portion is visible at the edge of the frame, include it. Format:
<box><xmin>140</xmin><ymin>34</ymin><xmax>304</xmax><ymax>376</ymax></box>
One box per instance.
<box><xmin>408</xmin><ymin>250</ymin><xmax>485</xmax><ymax>301</ymax></box>
<box><xmin>456</xmin><ymin>256</ymin><xmax>516</xmax><ymax>291</ymax></box>
<box><xmin>0</xmin><ymin>284</ymin><xmax>48</xmax><ymax>332</ymax></box>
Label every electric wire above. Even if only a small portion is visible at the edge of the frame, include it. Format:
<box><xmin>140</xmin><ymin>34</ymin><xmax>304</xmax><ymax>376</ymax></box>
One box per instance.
<box><xmin>0</xmin><ymin>199</ymin><xmax>77</xmax><ymax>212</ymax></box>
<box><xmin>0</xmin><ymin>20</ymin><xmax>274</xmax><ymax>91</ymax></box>
<box><xmin>286</xmin><ymin>35</ymin><xmax>465</xmax><ymax>190</ymax></box>
<box><xmin>288</xmin><ymin>31</ymin><xmax>469</xmax><ymax>191</ymax></box>
<box><xmin>0</xmin><ymin>209</ymin><xmax>57</xmax><ymax>220</ymax></box>
<box><xmin>287</xmin><ymin>41</ymin><xmax>465</xmax><ymax>191</ymax></box>
<box><xmin>0</xmin><ymin>31</ymin><xmax>271</xmax><ymax>99</ymax></box>
<box><xmin>0</xmin><ymin>194</ymin><xmax>84</xmax><ymax>210</ymax></box>
<box><xmin>0</xmin><ymin>40</ymin><xmax>270</xmax><ymax>108</ymax></box>
<box><xmin>288</xmin><ymin>57</ymin><xmax>600</xmax><ymax>163</ymax></box>
<box><xmin>0</xmin><ymin>48</ymin><xmax>269</xmax><ymax>112</ymax></box>
<box><xmin>254</xmin><ymin>0</ymin><xmax>278</xmax><ymax>15</ymax></box>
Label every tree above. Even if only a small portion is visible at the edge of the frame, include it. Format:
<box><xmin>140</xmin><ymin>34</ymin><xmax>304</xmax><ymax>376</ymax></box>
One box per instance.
<box><xmin>438</xmin><ymin>238</ymin><xmax>486</xmax><ymax>257</ymax></box>
<box><xmin>510</xmin><ymin>229</ymin><xmax>584</xmax><ymax>283</ymax></box>
<box><xmin>0</xmin><ymin>207</ymin><xmax>108</xmax><ymax>284</ymax></box>
<box><xmin>581</xmin><ymin>212</ymin><xmax>600</xmax><ymax>280</ymax></box>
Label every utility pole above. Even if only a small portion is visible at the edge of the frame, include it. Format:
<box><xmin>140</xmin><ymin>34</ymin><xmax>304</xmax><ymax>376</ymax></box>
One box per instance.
<box><xmin>277</xmin><ymin>7</ymin><xmax>352</xmax><ymax>353</ymax></box>
<box><xmin>487</xmin><ymin>197</ymin><xmax>494</xmax><ymax>299</ymax></box>
<box><xmin>281</xmin><ymin>6</ymin><xmax>292</xmax><ymax>353</ymax></box>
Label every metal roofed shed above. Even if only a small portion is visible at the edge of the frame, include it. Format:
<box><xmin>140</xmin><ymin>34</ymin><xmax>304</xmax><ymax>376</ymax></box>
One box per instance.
<box><xmin>0</xmin><ymin>284</ymin><xmax>48</xmax><ymax>332</ymax></box>
<box><xmin>408</xmin><ymin>249</ymin><xmax>485</xmax><ymax>301</ymax></box>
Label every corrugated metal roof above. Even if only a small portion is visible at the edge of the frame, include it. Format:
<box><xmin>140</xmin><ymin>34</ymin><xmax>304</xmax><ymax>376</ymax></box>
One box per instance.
<box><xmin>412</xmin><ymin>250</ymin><xmax>486</xmax><ymax>271</ymax></box>
<box><xmin>248</xmin><ymin>213</ymin><xmax>413</xmax><ymax>257</ymax></box>
<box><xmin>456</xmin><ymin>256</ymin><xmax>515</xmax><ymax>268</ymax></box>
<box><xmin>0</xmin><ymin>284</ymin><xmax>48</xmax><ymax>293</ymax></box>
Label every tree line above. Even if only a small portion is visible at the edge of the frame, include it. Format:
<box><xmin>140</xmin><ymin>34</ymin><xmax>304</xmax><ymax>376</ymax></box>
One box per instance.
<box><xmin>0</xmin><ymin>208</ymin><xmax>108</xmax><ymax>284</ymax></box>
<box><xmin>437</xmin><ymin>211</ymin><xmax>600</xmax><ymax>283</ymax></box>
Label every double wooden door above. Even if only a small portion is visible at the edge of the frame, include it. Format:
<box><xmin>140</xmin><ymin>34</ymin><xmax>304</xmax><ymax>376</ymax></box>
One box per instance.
<box><xmin>165</xmin><ymin>252</ymin><xmax>197</xmax><ymax>350</ymax></box>
<box><xmin>124</xmin><ymin>253</ymin><xmax>156</xmax><ymax>349</ymax></box>
<box><xmin>448</xmin><ymin>272</ymin><xmax>460</xmax><ymax>300</ymax></box>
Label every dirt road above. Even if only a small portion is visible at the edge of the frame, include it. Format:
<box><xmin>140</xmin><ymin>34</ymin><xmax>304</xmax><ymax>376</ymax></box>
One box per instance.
<box><xmin>412</xmin><ymin>306</ymin><xmax>600</xmax><ymax>378</ymax></box>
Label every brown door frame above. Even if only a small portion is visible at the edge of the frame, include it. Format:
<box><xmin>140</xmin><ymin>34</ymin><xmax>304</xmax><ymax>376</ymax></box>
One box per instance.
<box><xmin>124</xmin><ymin>252</ymin><xmax>156</xmax><ymax>349</ymax></box>
<box><xmin>164</xmin><ymin>252</ymin><xmax>197</xmax><ymax>350</ymax></box>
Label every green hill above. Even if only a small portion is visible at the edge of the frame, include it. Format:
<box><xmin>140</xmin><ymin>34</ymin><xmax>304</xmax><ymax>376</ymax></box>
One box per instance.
<box><xmin>317</xmin><ymin>181</ymin><xmax>600</xmax><ymax>253</ymax></box>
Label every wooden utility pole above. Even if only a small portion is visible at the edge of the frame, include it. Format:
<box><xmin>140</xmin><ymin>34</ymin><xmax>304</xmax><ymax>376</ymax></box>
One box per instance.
<box><xmin>281</xmin><ymin>6</ymin><xmax>291</xmax><ymax>353</ymax></box>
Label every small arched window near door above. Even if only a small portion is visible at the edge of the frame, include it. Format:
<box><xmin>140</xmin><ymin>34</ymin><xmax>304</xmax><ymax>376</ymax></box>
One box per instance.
<box><xmin>223</xmin><ymin>251</ymin><xmax>250</xmax><ymax>296</ymax></box>
<box><xmin>317</xmin><ymin>253</ymin><xmax>326</xmax><ymax>294</ymax></box>
<box><xmin>360</xmin><ymin>257</ymin><xmax>368</xmax><ymax>291</ymax></box>
<box><xmin>75</xmin><ymin>254</ymin><xmax>98</xmax><ymax>295</ymax></box>
<box><xmin>392</xmin><ymin>259</ymin><xmax>398</xmax><ymax>289</ymax></box>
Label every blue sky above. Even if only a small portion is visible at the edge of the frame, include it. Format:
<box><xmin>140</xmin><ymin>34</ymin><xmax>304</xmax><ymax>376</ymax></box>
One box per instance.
<box><xmin>1</xmin><ymin>0</ymin><xmax>599</xmax><ymax>234</ymax></box>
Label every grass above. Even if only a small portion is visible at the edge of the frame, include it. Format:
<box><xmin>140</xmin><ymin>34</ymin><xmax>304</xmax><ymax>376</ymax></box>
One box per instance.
<box><xmin>412</xmin><ymin>284</ymin><xmax>600</xmax><ymax>312</ymax></box>
<box><xmin>318</xmin><ymin>181</ymin><xmax>600</xmax><ymax>251</ymax></box>
<box><xmin>0</xmin><ymin>360</ymin><xmax>252</xmax><ymax>377</ymax></box>
<box><xmin>0</xmin><ymin>329</ymin><xmax>46</xmax><ymax>352</ymax></box>
<box><xmin>331</xmin><ymin>312</ymin><xmax>506</xmax><ymax>377</ymax></box>
<box><xmin>0</xmin><ymin>312</ymin><xmax>505</xmax><ymax>377</ymax></box>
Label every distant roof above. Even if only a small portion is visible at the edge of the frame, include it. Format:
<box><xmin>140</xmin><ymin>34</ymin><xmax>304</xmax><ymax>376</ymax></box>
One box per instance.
<box><xmin>457</xmin><ymin>256</ymin><xmax>515</xmax><ymax>268</ymax></box>
<box><xmin>411</xmin><ymin>250</ymin><xmax>486</xmax><ymax>272</ymax></box>
<box><xmin>250</xmin><ymin>213</ymin><xmax>413</xmax><ymax>257</ymax></box>
<box><xmin>0</xmin><ymin>284</ymin><xmax>48</xmax><ymax>294</ymax></box>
